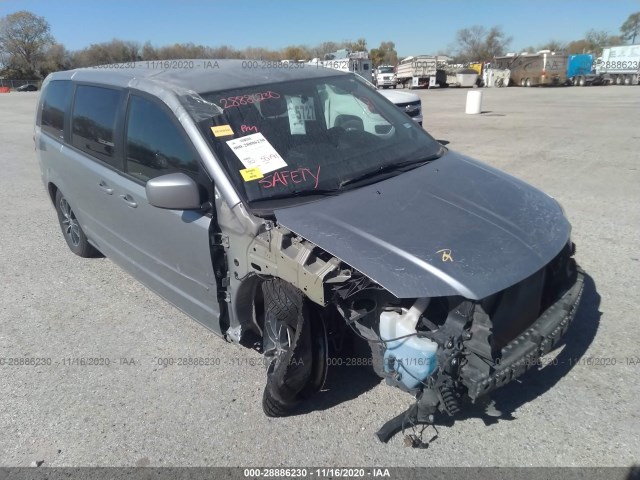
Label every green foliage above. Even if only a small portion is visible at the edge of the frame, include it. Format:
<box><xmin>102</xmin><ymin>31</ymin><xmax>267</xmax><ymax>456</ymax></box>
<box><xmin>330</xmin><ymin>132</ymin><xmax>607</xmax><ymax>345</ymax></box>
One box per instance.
<box><xmin>620</xmin><ymin>12</ymin><xmax>640</xmax><ymax>44</ymax></box>
<box><xmin>455</xmin><ymin>25</ymin><xmax>511</xmax><ymax>63</ymax></box>
<box><xmin>370</xmin><ymin>41</ymin><xmax>397</xmax><ymax>66</ymax></box>
<box><xmin>0</xmin><ymin>10</ymin><xmax>53</xmax><ymax>78</ymax></box>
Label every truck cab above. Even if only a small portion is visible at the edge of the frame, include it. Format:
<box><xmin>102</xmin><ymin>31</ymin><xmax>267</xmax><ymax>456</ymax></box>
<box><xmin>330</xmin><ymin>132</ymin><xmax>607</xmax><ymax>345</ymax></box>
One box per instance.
<box><xmin>374</xmin><ymin>65</ymin><xmax>397</xmax><ymax>89</ymax></box>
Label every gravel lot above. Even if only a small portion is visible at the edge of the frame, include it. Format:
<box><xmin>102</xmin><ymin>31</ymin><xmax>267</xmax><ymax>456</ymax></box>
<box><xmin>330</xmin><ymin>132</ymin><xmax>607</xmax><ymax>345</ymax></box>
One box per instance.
<box><xmin>0</xmin><ymin>86</ymin><xmax>638</xmax><ymax>468</ymax></box>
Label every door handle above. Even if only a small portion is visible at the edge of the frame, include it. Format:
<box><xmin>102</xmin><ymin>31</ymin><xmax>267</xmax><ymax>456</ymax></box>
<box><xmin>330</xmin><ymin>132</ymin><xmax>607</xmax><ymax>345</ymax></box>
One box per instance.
<box><xmin>98</xmin><ymin>181</ymin><xmax>113</xmax><ymax>195</ymax></box>
<box><xmin>120</xmin><ymin>194</ymin><xmax>138</xmax><ymax>208</ymax></box>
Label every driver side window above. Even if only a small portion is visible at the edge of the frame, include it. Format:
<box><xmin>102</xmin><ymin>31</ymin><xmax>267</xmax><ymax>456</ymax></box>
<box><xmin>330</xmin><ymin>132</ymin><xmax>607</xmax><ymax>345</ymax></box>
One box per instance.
<box><xmin>125</xmin><ymin>95</ymin><xmax>199</xmax><ymax>182</ymax></box>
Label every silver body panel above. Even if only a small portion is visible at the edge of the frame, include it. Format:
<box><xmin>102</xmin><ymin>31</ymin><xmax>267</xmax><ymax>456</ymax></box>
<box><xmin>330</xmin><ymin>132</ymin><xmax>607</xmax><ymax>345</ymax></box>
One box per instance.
<box><xmin>274</xmin><ymin>152</ymin><xmax>571</xmax><ymax>300</ymax></box>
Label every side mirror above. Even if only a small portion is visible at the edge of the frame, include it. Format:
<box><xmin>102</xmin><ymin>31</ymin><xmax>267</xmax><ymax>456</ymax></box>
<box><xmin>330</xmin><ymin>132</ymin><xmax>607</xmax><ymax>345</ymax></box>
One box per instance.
<box><xmin>146</xmin><ymin>172</ymin><xmax>202</xmax><ymax>210</ymax></box>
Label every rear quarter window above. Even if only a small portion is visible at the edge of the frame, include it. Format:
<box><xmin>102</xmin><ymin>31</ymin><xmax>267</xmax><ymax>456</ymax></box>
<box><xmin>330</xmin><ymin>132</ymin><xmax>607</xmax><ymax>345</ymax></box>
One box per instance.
<box><xmin>71</xmin><ymin>85</ymin><xmax>123</xmax><ymax>168</ymax></box>
<box><xmin>39</xmin><ymin>80</ymin><xmax>72</xmax><ymax>139</ymax></box>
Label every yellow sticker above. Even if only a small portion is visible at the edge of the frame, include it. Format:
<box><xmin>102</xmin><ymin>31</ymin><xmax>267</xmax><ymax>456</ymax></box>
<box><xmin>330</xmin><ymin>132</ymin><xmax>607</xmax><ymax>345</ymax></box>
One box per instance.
<box><xmin>240</xmin><ymin>167</ymin><xmax>264</xmax><ymax>182</ymax></box>
<box><xmin>211</xmin><ymin>125</ymin><xmax>234</xmax><ymax>137</ymax></box>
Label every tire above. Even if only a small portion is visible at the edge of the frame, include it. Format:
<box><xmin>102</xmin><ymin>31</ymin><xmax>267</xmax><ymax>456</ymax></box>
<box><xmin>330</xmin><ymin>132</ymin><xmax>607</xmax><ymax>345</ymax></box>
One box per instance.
<box><xmin>54</xmin><ymin>190</ymin><xmax>98</xmax><ymax>258</ymax></box>
<box><xmin>615</xmin><ymin>75</ymin><xmax>623</xmax><ymax>85</ymax></box>
<box><xmin>368</xmin><ymin>341</ymin><xmax>386</xmax><ymax>378</ymax></box>
<box><xmin>525</xmin><ymin>78</ymin><xmax>532</xmax><ymax>87</ymax></box>
<box><xmin>520</xmin><ymin>78</ymin><xmax>526</xmax><ymax>87</ymax></box>
<box><xmin>261</xmin><ymin>279</ymin><xmax>315</xmax><ymax>417</ymax></box>
<box><xmin>624</xmin><ymin>76</ymin><xmax>631</xmax><ymax>85</ymax></box>
<box><xmin>392</xmin><ymin>84</ymin><xmax>396</xmax><ymax>89</ymax></box>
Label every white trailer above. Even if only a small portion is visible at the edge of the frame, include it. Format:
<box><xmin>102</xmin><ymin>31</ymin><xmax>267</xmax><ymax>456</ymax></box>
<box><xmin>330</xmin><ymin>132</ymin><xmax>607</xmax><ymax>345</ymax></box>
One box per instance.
<box><xmin>311</xmin><ymin>50</ymin><xmax>373</xmax><ymax>81</ymax></box>
<box><xmin>396</xmin><ymin>55</ymin><xmax>448</xmax><ymax>89</ymax></box>
<box><xmin>596</xmin><ymin>45</ymin><xmax>640</xmax><ymax>85</ymax></box>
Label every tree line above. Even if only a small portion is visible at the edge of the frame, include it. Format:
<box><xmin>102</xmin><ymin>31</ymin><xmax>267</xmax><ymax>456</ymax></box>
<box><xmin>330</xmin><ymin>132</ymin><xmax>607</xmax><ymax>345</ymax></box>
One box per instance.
<box><xmin>1</xmin><ymin>10</ymin><xmax>638</xmax><ymax>80</ymax></box>
<box><xmin>0</xmin><ymin>11</ymin><xmax>398</xmax><ymax>79</ymax></box>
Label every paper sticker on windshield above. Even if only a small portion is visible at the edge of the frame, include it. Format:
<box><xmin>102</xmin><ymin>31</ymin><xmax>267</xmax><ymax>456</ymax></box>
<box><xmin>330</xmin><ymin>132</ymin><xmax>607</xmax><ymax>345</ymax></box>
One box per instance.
<box><xmin>211</xmin><ymin>125</ymin><xmax>234</xmax><ymax>137</ymax></box>
<box><xmin>239</xmin><ymin>167</ymin><xmax>264</xmax><ymax>182</ymax></box>
<box><xmin>286</xmin><ymin>96</ymin><xmax>315</xmax><ymax>135</ymax></box>
<box><xmin>226</xmin><ymin>132</ymin><xmax>287</xmax><ymax>174</ymax></box>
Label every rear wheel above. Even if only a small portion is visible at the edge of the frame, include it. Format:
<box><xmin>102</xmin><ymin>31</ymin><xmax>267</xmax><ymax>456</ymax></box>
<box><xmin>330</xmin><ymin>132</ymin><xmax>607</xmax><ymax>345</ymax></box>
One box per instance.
<box><xmin>615</xmin><ymin>75</ymin><xmax>623</xmax><ymax>85</ymax></box>
<box><xmin>525</xmin><ymin>78</ymin><xmax>532</xmax><ymax>87</ymax></box>
<box><xmin>520</xmin><ymin>78</ymin><xmax>526</xmax><ymax>87</ymax></box>
<box><xmin>54</xmin><ymin>190</ymin><xmax>98</xmax><ymax>258</ymax></box>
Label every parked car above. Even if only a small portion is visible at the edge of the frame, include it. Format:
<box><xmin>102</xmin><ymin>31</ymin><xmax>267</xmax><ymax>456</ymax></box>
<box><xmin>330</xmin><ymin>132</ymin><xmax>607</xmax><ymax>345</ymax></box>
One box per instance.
<box><xmin>377</xmin><ymin>88</ymin><xmax>423</xmax><ymax>126</ymax></box>
<box><xmin>310</xmin><ymin>61</ymin><xmax>422</xmax><ymax>125</ymax></box>
<box><xmin>16</xmin><ymin>83</ymin><xmax>38</xmax><ymax>92</ymax></box>
<box><xmin>35</xmin><ymin>60</ymin><xmax>583</xmax><ymax>441</ymax></box>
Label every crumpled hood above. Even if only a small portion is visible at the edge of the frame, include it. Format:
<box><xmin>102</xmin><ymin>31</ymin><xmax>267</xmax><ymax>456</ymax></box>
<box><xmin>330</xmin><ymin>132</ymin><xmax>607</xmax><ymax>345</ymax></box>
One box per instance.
<box><xmin>273</xmin><ymin>151</ymin><xmax>571</xmax><ymax>300</ymax></box>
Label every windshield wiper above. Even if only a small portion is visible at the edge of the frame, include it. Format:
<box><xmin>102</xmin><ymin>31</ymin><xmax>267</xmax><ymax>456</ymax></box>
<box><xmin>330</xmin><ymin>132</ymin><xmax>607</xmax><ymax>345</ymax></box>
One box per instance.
<box><xmin>339</xmin><ymin>154</ymin><xmax>440</xmax><ymax>188</ymax></box>
<box><xmin>250</xmin><ymin>188</ymin><xmax>341</xmax><ymax>203</ymax></box>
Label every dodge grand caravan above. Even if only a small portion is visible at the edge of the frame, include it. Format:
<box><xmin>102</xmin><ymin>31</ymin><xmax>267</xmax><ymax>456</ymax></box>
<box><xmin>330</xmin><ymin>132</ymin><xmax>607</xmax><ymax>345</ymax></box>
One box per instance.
<box><xmin>35</xmin><ymin>60</ymin><xmax>583</xmax><ymax>441</ymax></box>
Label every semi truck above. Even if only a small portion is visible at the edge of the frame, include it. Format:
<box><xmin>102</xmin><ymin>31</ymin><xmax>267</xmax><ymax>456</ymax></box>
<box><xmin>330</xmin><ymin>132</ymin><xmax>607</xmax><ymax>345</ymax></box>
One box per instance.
<box><xmin>567</xmin><ymin>54</ymin><xmax>605</xmax><ymax>86</ymax></box>
<box><xmin>493</xmin><ymin>51</ymin><xmax>568</xmax><ymax>86</ymax></box>
<box><xmin>596</xmin><ymin>44</ymin><xmax>640</xmax><ymax>85</ymax></box>
<box><xmin>374</xmin><ymin>65</ymin><xmax>397</xmax><ymax>89</ymax></box>
<box><xmin>396</xmin><ymin>55</ymin><xmax>448</xmax><ymax>89</ymax></box>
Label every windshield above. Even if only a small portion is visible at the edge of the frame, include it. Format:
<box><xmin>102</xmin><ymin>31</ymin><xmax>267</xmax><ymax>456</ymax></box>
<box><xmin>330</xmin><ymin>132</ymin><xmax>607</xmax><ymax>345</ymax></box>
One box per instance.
<box><xmin>378</xmin><ymin>67</ymin><xmax>395</xmax><ymax>74</ymax></box>
<box><xmin>188</xmin><ymin>74</ymin><xmax>442</xmax><ymax>205</ymax></box>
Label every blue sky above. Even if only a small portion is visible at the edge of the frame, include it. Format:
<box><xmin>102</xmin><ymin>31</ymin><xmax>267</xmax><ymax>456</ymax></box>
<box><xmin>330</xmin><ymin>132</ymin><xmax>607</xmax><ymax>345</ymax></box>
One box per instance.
<box><xmin>1</xmin><ymin>0</ymin><xmax>638</xmax><ymax>55</ymax></box>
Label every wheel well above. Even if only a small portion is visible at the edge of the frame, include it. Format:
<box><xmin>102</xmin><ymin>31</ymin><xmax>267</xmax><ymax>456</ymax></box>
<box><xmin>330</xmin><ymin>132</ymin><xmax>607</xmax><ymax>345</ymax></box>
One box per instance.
<box><xmin>47</xmin><ymin>183</ymin><xmax>58</xmax><ymax>205</ymax></box>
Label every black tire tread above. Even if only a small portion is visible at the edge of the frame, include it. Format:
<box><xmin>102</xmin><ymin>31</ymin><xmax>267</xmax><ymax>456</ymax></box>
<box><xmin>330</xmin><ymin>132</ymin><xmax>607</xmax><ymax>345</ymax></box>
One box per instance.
<box><xmin>260</xmin><ymin>278</ymin><xmax>308</xmax><ymax>417</ymax></box>
<box><xmin>262</xmin><ymin>279</ymin><xmax>303</xmax><ymax>325</ymax></box>
<box><xmin>368</xmin><ymin>341</ymin><xmax>386</xmax><ymax>378</ymax></box>
<box><xmin>262</xmin><ymin>386</ymin><xmax>293</xmax><ymax>417</ymax></box>
<box><xmin>54</xmin><ymin>190</ymin><xmax>99</xmax><ymax>258</ymax></box>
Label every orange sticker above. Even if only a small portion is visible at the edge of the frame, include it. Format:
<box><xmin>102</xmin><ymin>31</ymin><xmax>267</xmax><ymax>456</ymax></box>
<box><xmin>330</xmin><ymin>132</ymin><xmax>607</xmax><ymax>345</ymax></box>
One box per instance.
<box><xmin>211</xmin><ymin>125</ymin><xmax>234</xmax><ymax>137</ymax></box>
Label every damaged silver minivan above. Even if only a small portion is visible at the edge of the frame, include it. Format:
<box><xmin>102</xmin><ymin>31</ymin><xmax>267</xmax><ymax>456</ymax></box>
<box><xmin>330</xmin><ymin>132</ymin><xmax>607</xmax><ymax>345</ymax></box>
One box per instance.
<box><xmin>35</xmin><ymin>60</ymin><xmax>583</xmax><ymax>441</ymax></box>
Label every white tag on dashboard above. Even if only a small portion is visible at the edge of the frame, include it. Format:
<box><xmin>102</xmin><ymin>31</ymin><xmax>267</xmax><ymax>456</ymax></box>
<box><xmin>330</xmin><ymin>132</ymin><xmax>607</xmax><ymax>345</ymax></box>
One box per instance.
<box><xmin>226</xmin><ymin>132</ymin><xmax>287</xmax><ymax>174</ymax></box>
<box><xmin>286</xmin><ymin>96</ymin><xmax>315</xmax><ymax>135</ymax></box>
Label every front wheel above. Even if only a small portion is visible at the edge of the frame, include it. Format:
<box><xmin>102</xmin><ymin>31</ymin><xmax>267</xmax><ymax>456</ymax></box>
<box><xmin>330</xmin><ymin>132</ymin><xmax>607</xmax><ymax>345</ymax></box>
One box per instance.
<box><xmin>55</xmin><ymin>190</ymin><xmax>98</xmax><ymax>258</ymax></box>
<box><xmin>261</xmin><ymin>279</ymin><xmax>326</xmax><ymax>417</ymax></box>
